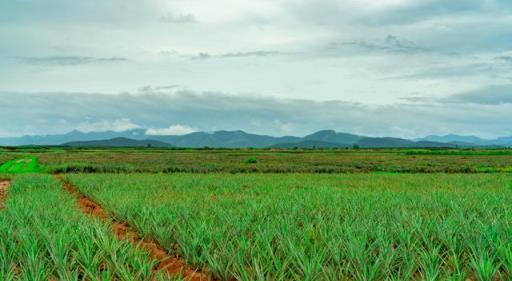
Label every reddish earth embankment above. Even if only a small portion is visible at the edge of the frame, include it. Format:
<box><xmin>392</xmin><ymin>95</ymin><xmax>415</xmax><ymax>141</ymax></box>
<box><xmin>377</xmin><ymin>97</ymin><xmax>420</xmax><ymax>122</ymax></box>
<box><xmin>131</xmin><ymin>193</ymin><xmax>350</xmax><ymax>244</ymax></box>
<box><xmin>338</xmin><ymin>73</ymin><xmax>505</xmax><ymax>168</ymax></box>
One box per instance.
<box><xmin>0</xmin><ymin>180</ymin><xmax>10</xmax><ymax>210</ymax></box>
<box><xmin>55</xmin><ymin>175</ymin><xmax>215</xmax><ymax>281</ymax></box>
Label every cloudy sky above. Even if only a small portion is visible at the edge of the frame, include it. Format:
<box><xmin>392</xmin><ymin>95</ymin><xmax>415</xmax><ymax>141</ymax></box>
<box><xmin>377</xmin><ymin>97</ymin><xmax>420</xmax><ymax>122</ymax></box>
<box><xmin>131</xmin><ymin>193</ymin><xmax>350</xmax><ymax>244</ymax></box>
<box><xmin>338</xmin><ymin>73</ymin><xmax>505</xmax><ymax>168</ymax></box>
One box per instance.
<box><xmin>1</xmin><ymin>0</ymin><xmax>512</xmax><ymax>138</ymax></box>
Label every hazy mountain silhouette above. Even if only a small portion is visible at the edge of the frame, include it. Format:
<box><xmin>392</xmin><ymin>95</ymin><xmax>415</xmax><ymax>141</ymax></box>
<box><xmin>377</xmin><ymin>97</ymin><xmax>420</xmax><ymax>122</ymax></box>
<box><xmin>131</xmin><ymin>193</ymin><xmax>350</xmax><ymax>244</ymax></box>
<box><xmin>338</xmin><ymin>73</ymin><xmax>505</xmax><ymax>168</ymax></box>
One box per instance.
<box><xmin>0</xmin><ymin>129</ymin><xmax>510</xmax><ymax>148</ymax></box>
<box><xmin>150</xmin><ymin>130</ymin><xmax>301</xmax><ymax>148</ymax></box>
<box><xmin>63</xmin><ymin>137</ymin><xmax>172</xmax><ymax>148</ymax></box>
<box><xmin>303</xmin><ymin>130</ymin><xmax>362</xmax><ymax>145</ymax></box>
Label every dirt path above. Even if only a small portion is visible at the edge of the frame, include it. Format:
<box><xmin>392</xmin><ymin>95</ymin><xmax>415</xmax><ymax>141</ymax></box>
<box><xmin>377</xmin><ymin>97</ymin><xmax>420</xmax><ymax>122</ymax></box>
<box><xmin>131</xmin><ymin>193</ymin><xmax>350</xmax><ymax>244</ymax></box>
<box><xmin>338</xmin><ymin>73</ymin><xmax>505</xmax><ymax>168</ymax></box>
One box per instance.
<box><xmin>55</xmin><ymin>175</ymin><xmax>215</xmax><ymax>281</ymax></box>
<box><xmin>0</xmin><ymin>180</ymin><xmax>10</xmax><ymax>210</ymax></box>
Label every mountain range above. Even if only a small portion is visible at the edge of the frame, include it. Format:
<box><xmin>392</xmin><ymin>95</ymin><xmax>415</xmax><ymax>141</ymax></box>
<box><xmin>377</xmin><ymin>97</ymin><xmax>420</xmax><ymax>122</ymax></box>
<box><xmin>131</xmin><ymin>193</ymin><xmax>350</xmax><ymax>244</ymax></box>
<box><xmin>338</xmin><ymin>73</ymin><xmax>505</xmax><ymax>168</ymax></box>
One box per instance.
<box><xmin>0</xmin><ymin>129</ymin><xmax>510</xmax><ymax>148</ymax></box>
<box><xmin>64</xmin><ymin>137</ymin><xmax>173</xmax><ymax>148</ymax></box>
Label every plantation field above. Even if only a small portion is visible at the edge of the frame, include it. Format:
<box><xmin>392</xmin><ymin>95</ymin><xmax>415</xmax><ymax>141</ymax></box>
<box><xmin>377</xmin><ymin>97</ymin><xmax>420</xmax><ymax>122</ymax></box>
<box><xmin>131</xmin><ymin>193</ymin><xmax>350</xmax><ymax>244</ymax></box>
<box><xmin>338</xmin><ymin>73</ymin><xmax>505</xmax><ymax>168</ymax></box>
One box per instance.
<box><xmin>64</xmin><ymin>173</ymin><xmax>512</xmax><ymax>280</ymax></box>
<box><xmin>1</xmin><ymin>147</ymin><xmax>512</xmax><ymax>173</ymax></box>
<box><xmin>1</xmin><ymin>149</ymin><xmax>512</xmax><ymax>280</ymax></box>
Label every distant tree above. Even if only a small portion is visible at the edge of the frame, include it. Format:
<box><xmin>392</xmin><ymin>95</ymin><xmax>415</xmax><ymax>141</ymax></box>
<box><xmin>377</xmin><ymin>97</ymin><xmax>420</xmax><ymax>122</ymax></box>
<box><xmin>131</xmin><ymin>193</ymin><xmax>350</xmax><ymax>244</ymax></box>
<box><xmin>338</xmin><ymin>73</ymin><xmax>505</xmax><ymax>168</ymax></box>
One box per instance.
<box><xmin>353</xmin><ymin>144</ymin><xmax>360</xmax><ymax>149</ymax></box>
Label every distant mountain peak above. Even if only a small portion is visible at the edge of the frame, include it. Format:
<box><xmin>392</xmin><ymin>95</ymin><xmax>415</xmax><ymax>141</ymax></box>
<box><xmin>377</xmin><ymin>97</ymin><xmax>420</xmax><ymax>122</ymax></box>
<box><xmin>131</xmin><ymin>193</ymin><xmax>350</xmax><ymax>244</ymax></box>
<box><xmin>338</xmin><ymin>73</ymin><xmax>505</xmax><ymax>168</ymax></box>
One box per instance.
<box><xmin>305</xmin><ymin>129</ymin><xmax>336</xmax><ymax>136</ymax></box>
<box><xmin>304</xmin><ymin>130</ymin><xmax>362</xmax><ymax>145</ymax></box>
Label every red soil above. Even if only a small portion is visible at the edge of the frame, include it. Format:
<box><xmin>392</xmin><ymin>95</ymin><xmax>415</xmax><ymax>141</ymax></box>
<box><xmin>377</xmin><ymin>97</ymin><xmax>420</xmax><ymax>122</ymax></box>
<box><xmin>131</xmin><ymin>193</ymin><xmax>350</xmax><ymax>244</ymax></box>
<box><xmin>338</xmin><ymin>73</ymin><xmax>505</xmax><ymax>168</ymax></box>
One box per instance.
<box><xmin>0</xmin><ymin>180</ymin><xmax>10</xmax><ymax>210</ymax></box>
<box><xmin>55</xmin><ymin>175</ymin><xmax>215</xmax><ymax>281</ymax></box>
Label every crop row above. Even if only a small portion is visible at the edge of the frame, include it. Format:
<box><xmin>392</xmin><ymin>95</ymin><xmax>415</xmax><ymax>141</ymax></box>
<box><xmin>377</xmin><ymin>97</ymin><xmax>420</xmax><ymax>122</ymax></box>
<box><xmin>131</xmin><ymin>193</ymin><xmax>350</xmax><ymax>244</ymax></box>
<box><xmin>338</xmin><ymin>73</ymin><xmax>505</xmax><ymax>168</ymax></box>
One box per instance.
<box><xmin>0</xmin><ymin>174</ymin><xmax>177</xmax><ymax>280</ymax></box>
<box><xmin>67</xmin><ymin>173</ymin><xmax>512</xmax><ymax>280</ymax></box>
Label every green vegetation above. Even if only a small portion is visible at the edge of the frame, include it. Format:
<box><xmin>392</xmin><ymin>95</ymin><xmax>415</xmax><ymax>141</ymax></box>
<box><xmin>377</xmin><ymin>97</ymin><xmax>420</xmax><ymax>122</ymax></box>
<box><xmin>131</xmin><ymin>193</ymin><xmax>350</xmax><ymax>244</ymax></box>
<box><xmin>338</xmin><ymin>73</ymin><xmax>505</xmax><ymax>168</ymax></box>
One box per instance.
<box><xmin>0</xmin><ymin>157</ymin><xmax>41</xmax><ymax>174</ymax></box>
<box><xmin>2</xmin><ymin>148</ymin><xmax>512</xmax><ymax>280</ymax></box>
<box><xmin>0</xmin><ymin>174</ymin><xmax>172</xmax><ymax>280</ymax></box>
<box><xmin>244</xmin><ymin>157</ymin><xmax>257</xmax><ymax>164</ymax></box>
<box><xmin>0</xmin><ymin>153</ymin><xmax>18</xmax><ymax>167</ymax></box>
<box><xmin>1</xmin><ymin>147</ymin><xmax>509</xmax><ymax>174</ymax></box>
<box><xmin>404</xmin><ymin>149</ymin><xmax>512</xmax><ymax>156</ymax></box>
<box><xmin>67</xmin><ymin>173</ymin><xmax>512</xmax><ymax>280</ymax></box>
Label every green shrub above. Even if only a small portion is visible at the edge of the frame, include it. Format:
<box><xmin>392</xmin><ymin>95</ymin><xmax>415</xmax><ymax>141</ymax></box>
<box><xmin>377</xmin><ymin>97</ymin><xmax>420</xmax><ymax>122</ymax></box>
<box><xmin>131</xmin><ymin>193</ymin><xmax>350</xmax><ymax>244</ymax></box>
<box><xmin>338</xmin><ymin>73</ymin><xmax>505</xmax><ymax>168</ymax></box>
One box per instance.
<box><xmin>245</xmin><ymin>157</ymin><xmax>257</xmax><ymax>164</ymax></box>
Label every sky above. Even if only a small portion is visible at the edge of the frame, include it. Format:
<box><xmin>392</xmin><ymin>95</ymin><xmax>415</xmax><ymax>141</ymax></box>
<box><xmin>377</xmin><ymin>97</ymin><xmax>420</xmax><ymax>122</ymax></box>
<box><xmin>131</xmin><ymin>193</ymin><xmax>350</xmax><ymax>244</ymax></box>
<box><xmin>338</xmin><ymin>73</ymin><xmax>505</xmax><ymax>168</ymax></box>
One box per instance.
<box><xmin>1</xmin><ymin>0</ymin><xmax>512</xmax><ymax>138</ymax></box>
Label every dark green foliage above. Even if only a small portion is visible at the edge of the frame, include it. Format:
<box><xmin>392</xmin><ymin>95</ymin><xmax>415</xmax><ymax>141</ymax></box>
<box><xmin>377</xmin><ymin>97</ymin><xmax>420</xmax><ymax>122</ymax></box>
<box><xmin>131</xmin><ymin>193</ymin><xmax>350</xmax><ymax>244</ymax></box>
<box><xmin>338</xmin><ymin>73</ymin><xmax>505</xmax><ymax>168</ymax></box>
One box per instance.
<box><xmin>245</xmin><ymin>157</ymin><xmax>257</xmax><ymax>164</ymax></box>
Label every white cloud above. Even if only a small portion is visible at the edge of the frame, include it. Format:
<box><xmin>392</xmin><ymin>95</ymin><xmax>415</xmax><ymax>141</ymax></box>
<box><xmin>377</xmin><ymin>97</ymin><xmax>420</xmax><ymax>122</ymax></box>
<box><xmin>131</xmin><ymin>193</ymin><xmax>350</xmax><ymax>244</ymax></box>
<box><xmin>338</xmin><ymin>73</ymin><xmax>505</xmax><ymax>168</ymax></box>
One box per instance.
<box><xmin>146</xmin><ymin>124</ymin><xmax>198</xmax><ymax>136</ymax></box>
<box><xmin>77</xmin><ymin>118</ymin><xmax>140</xmax><ymax>133</ymax></box>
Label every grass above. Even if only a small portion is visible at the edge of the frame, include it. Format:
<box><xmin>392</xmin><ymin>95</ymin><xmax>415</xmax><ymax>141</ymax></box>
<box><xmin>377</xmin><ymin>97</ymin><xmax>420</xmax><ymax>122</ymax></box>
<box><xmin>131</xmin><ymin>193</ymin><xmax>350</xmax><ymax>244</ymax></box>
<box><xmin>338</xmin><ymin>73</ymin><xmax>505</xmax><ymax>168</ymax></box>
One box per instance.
<box><xmin>0</xmin><ymin>153</ymin><xmax>19</xmax><ymax>167</ymax></box>
<box><xmin>0</xmin><ymin>157</ymin><xmax>41</xmax><ymax>174</ymax></box>
<box><xmin>66</xmin><ymin>173</ymin><xmax>512</xmax><ymax>280</ymax></box>
<box><xmin>0</xmin><ymin>174</ymin><xmax>175</xmax><ymax>280</ymax></box>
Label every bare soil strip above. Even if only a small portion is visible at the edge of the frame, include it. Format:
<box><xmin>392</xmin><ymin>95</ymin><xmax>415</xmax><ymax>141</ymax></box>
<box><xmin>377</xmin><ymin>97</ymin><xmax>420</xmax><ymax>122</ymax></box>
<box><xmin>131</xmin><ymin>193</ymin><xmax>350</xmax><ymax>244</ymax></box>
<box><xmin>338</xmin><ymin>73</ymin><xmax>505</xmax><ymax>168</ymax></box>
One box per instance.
<box><xmin>0</xmin><ymin>180</ymin><xmax>10</xmax><ymax>210</ymax></box>
<box><xmin>55</xmin><ymin>175</ymin><xmax>215</xmax><ymax>281</ymax></box>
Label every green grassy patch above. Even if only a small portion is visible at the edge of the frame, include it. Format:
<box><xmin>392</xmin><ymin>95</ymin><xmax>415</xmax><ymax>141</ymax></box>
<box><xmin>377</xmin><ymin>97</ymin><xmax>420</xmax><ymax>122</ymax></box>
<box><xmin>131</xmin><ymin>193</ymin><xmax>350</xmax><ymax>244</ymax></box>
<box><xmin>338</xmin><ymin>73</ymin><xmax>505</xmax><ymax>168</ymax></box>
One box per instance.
<box><xmin>0</xmin><ymin>157</ymin><xmax>41</xmax><ymax>174</ymax></box>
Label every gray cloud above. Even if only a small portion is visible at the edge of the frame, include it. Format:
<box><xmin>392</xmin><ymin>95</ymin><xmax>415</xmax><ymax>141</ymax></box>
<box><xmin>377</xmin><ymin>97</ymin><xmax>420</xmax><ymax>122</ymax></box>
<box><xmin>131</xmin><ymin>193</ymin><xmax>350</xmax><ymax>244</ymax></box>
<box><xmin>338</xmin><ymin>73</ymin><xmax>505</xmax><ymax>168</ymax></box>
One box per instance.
<box><xmin>0</xmin><ymin>0</ymin><xmax>163</xmax><ymax>25</ymax></box>
<box><xmin>291</xmin><ymin>0</ymin><xmax>512</xmax><ymax>26</ymax></box>
<box><xmin>288</xmin><ymin>0</ymin><xmax>512</xmax><ymax>56</ymax></box>
<box><xmin>387</xmin><ymin>63</ymin><xmax>494</xmax><ymax>80</ymax></box>
<box><xmin>385</xmin><ymin>58</ymin><xmax>512</xmax><ymax>80</ymax></box>
<box><xmin>444</xmin><ymin>84</ymin><xmax>512</xmax><ymax>105</ymax></box>
<box><xmin>496</xmin><ymin>56</ymin><xmax>512</xmax><ymax>63</ymax></box>
<box><xmin>0</xmin><ymin>89</ymin><xmax>511</xmax><ymax>139</ymax></box>
<box><xmin>137</xmin><ymin>85</ymin><xmax>183</xmax><ymax>93</ymax></box>
<box><xmin>190</xmin><ymin>51</ymin><xmax>282</xmax><ymax>60</ymax></box>
<box><xmin>158</xmin><ymin>12</ymin><xmax>195</xmax><ymax>24</ymax></box>
<box><xmin>366</xmin><ymin>0</ymin><xmax>512</xmax><ymax>25</ymax></box>
<box><xmin>329</xmin><ymin>35</ymin><xmax>430</xmax><ymax>55</ymax></box>
<box><xmin>11</xmin><ymin>56</ymin><xmax>128</xmax><ymax>66</ymax></box>
<box><xmin>402</xmin><ymin>84</ymin><xmax>512</xmax><ymax>105</ymax></box>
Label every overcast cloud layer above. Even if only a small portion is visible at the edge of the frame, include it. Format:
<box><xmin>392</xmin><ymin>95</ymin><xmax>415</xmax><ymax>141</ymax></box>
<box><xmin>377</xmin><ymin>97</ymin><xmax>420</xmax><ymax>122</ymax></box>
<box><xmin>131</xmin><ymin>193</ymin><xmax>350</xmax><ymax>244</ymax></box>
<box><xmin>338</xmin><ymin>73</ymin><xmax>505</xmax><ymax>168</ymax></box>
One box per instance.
<box><xmin>1</xmin><ymin>0</ymin><xmax>512</xmax><ymax>138</ymax></box>
<box><xmin>1</xmin><ymin>89</ymin><xmax>512</xmax><ymax>139</ymax></box>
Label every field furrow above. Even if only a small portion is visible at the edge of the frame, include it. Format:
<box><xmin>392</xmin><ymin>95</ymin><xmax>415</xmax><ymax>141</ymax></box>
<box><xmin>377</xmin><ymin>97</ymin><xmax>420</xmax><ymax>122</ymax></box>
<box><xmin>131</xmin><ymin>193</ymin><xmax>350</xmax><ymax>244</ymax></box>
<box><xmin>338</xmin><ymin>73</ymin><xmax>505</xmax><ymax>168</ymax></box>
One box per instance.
<box><xmin>57</xmin><ymin>175</ymin><xmax>215</xmax><ymax>281</ymax></box>
<box><xmin>0</xmin><ymin>174</ymin><xmax>162</xmax><ymax>280</ymax></box>
<box><xmin>0</xmin><ymin>180</ymin><xmax>10</xmax><ymax>210</ymax></box>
